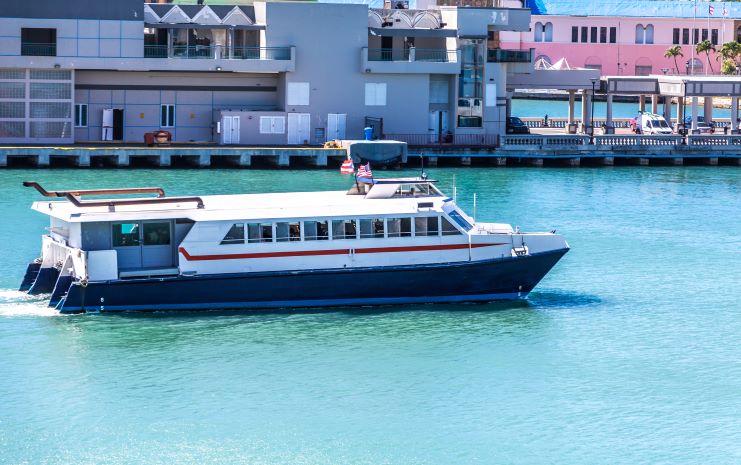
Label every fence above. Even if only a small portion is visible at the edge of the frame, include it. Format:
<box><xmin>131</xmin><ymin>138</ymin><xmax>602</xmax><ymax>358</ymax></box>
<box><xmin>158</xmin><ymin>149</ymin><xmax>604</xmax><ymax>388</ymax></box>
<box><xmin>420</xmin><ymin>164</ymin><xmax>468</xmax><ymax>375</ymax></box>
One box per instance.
<box><xmin>687</xmin><ymin>135</ymin><xmax>741</xmax><ymax>146</ymax></box>
<box><xmin>502</xmin><ymin>135</ymin><xmax>590</xmax><ymax>146</ymax></box>
<box><xmin>594</xmin><ymin>135</ymin><xmax>684</xmax><ymax>146</ymax></box>
<box><xmin>384</xmin><ymin>134</ymin><xmax>498</xmax><ymax>146</ymax></box>
<box><xmin>366</xmin><ymin>48</ymin><xmax>457</xmax><ymax>63</ymax></box>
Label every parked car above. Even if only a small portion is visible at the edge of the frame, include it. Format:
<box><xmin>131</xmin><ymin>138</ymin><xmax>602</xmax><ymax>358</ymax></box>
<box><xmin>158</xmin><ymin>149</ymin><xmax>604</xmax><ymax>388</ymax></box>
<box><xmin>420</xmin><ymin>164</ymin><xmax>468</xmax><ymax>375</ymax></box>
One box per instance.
<box><xmin>506</xmin><ymin>116</ymin><xmax>530</xmax><ymax>134</ymax></box>
<box><xmin>682</xmin><ymin>116</ymin><xmax>714</xmax><ymax>134</ymax></box>
<box><xmin>630</xmin><ymin>112</ymin><xmax>673</xmax><ymax>135</ymax></box>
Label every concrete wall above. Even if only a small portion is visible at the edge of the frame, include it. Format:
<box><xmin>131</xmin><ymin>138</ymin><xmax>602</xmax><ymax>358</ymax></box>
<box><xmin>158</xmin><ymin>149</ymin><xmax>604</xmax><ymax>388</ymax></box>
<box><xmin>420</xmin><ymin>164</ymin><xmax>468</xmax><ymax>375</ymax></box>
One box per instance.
<box><xmin>74</xmin><ymin>70</ymin><xmax>279</xmax><ymax>143</ymax></box>
<box><xmin>0</xmin><ymin>0</ymin><xmax>141</xmax><ymax>21</ymax></box>
<box><xmin>263</xmin><ymin>2</ymin><xmax>434</xmax><ymax>140</ymax></box>
<box><xmin>501</xmin><ymin>15</ymin><xmax>731</xmax><ymax>76</ymax></box>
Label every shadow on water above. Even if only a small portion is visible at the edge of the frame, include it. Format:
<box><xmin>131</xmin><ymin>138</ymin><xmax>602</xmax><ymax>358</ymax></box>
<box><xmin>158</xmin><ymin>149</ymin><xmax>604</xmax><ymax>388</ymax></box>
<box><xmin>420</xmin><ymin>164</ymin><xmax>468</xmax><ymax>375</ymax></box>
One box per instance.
<box><xmin>526</xmin><ymin>288</ymin><xmax>602</xmax><ymax>309</ymax></box>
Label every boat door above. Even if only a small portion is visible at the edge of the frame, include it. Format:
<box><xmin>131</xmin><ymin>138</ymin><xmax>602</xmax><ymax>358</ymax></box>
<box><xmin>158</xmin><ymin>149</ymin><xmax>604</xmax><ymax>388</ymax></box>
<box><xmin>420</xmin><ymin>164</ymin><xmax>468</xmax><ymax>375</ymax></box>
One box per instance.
<box><xmin>141</xmin><ymin>221</ymin><xmax>174</xmax><ymax>268</ymax></box>
<box><xmin>112</xmin><ymin>220</ymin><xmax>175</xmax><ymax>271</ymax></box>
<box><xmin>287</xmin><ymin>113</ymin><xmax>310</xmax><ymax>144</ymax></box>
<box><xmin>221</xmin><ymin>115</ymin><xmax>240</xmax><ymax>144</ymax></box>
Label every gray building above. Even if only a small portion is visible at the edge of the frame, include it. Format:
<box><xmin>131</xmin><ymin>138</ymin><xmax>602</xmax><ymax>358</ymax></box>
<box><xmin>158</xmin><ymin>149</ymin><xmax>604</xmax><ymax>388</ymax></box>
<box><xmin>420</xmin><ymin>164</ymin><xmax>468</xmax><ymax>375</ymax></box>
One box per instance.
<box><xmin>0</xmin><ymin>0</ymin><xmax>533</xmax><ymax>145</ymax></box>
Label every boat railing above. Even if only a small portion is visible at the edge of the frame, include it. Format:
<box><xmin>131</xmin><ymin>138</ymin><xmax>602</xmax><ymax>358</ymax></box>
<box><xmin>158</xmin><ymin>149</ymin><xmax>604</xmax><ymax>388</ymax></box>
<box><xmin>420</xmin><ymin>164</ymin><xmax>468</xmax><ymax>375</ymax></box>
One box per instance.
<box><xmin>23</xmin><ymin>181</ymin><xmax>205</xmax><ymax>209</ymax></box>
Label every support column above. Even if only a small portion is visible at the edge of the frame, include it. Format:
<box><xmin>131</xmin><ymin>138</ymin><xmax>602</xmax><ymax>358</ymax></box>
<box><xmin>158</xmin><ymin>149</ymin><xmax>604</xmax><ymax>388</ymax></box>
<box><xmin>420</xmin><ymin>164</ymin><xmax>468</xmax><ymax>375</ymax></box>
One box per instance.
<box><xmin>639</xmin><ymin>95</ymin><xmax>646</xmax><ymax>113</ymax></box>
<box><xmin>580</xmin><ymin>90</ymin><xmax>589</xmax><ymax>134</ymax></box>
<box><xmin>731</xmin><ymin>97</ymin><xmax>739</xmax><ymax>133</ymax></box>
<box><xmin>691</xmin><ymin>96</ymin><xmax>699</xmax><ymax>133</ymax></box>
<box><xmin>677</xmin><ymin>97</ymin><xmax>685</xmax><ymax>127</ymax></box>
<box><xmin>703</xmin><ymin>97</ymin><xmax>713</xmax><ymax>124</ymax></box>
<box><xmin>567</xmin><ymin>90</ymin><xmax>576</xmax><ymax>133</ymax></box>
<box><xmin>651</xmin><ymin>95</ymin><xmax>658</xmax><ymax>114</ymax></box>
<box><xmin>605</xmin><ymin>94</ymin><xmax>614</xmax><ymax>134</ymax></box>
<box><xmin>663</xmin><ymin>96</ymin><xmax>672</xmax><ymax>123</ymax></box>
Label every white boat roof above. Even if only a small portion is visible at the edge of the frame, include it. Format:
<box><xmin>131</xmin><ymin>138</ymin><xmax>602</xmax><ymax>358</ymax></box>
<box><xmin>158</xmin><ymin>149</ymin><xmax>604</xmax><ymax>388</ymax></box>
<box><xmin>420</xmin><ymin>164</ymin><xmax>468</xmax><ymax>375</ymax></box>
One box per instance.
<box><xmin>32</xmin><ymin>187</ymin><xmax>451</xmax><ymax>223</ymax></box>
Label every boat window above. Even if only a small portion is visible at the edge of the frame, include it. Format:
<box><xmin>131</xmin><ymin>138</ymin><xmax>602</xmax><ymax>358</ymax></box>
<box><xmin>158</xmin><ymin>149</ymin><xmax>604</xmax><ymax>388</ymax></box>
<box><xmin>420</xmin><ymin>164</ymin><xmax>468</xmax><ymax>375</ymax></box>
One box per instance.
<box><xmin>447</xmin><ymin>210</ymin><xmax>473</xmax><ymax>231</ymax></box>
<box><xmin>143</xmin><ymin>222</ymin><xmax>171</xmax><ymax>245</ymax></box>
<box><xmin>221</xmin><ymin>223</ymin><xmax>245</xmax><ymax>245</ymax></box>
<box><xmin>304</xmin><ymin>220</ymin><xmax>329</xmax><ymax>241</ymax></box>
<box><xmin>276</xmin><ymin>222</ymin><xmax>301</xmax><ymax>242</ymax></box>
<box><xmin>359</xmin><ymin>218</ymin><xmax>385</xmax><ymax>238</ymax></box>
<box><xmin>414</xmin><ymin>216</ymin><xmax>439</xmax><ymax>237</ymax></box>
<box><xmin>112</xmin><ymin>223</ymin><xmax>140</xmax><ymax>247</ymax></box>
<box><xmin>247</xmin><ymin>223</ymin><xmax>273</xmax><ymax>243</ymax></box>
<box><xmin>441</xmin><ymin>217</ymin><xmax>462</xmax><ymax>236</ymax></box>
<box><xmin>387</xmin><ymin>217</ymin><xmax>412</xmax><ymax>237</ymax></box>
<box><xmin>332</xmin><ymin>219</ymin><xmax>357</xmax><ymax>240</ymax></box>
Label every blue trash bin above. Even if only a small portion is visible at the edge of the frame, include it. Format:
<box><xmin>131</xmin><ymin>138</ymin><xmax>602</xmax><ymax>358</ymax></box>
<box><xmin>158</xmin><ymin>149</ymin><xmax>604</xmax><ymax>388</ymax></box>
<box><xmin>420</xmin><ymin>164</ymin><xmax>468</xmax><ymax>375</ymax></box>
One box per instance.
<box><xmin>363</xmin><ymin>127</ymin><xmax>373</xmax><ymax>141</ymax></box>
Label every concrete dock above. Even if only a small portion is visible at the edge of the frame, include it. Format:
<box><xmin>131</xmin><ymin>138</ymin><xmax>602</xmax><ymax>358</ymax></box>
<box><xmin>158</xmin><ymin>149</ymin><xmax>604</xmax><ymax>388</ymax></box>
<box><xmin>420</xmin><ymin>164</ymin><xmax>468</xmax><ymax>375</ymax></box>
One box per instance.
<box><xmin>0</xmin><ymin>137</ymin><xmax>739</xmax><ymax>168</ymax></box>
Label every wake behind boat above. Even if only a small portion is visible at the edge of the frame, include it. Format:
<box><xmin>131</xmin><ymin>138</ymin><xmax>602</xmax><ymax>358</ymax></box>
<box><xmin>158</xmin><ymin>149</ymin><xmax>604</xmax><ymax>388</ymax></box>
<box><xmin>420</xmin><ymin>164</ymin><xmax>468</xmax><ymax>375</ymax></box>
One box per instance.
<box><xmin>19</xmin><ymin>177</ymin><xmax>568</xmax><ymax>313</ymax></box>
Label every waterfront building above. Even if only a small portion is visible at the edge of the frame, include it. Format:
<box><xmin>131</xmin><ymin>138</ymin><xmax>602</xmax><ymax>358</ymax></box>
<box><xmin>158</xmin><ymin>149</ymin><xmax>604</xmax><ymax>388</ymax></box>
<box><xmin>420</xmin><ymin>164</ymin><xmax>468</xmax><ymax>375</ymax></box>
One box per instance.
<box><xmin>500</xmin><ymin>0</ymin><xmax>741</xmax><ymax>77</ymax></box>
<box><xmin>0</xmin><ymin>0</ymin><xmax>533</xmax><ymax>145</ymax></box>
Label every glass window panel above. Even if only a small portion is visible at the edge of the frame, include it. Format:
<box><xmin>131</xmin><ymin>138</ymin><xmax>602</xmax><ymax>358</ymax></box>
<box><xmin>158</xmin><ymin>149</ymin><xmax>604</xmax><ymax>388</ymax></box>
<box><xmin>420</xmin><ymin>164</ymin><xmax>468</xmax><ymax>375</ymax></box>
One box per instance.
<box><xmin>441</xmin><ymin>217</ymin><xmax>462</xmax><ymax>235</ymax></box>
<box><xmin>221</xmin><ymin>223</ymin><xmax>245</xmax><ymax>244</ymax></box>
<box><xmin>112</xmin><ymin>223</ymin><xmax>140</xmax><ymax>247</ymax></box>
<box><xmin>30</xmin><ymin>82</ymin><xmax>70</xmax><ymax>99</ymax></box>
<box><xmin>448</xmin><ymin>211</ymin><xmax>473</xmax><ymax>231</ymax></box>
<box><xmin>247</xmin><ymin>223</ymin><xmax>273</xmax><ymax>243</ymax></box>
<box><xmin>332</xmin><ymin>220</ymin><xmax>356</xmax><ymax>240</ymax></box>
<box><xmin>29</xmin><ymin>121</ymin><xmax>70</xmax><ymax>138</ymax></box>
<box><xmin>0</xmin><ymin>82</ymin><xmax>25</xmax><ymax>99</ymax></box>
<box><xmin>0</xmin><ymin>102</ymin><xmax>25</xmax><ymax>118</ymax></box>
<box><xmin>276</xmin><ymin>222</ymin><xmax>290</xmax><ymax>242</ymax></box>
<box><xmin>30</xmin><ymin>102</ymin><xmax>70</xmax><ymax>118</ymax></box>
<box><xmin>415</xmin><ymin>217</ymin><xmax>439</xmax><ymax>237</ymax></box>
<box><xmin>143</xmin><ymin>223</ymin><xmax>170</xmax><ymax>245</ymax></box>
<box><xmin>0</xmin><ymin>121</ymin><xmax>24</xmax><ymax>137</ymax></box>
<box><xmin>387</xmin><ymin>218</ymin><xmax>412</xmax><ymax>237</ymax></box>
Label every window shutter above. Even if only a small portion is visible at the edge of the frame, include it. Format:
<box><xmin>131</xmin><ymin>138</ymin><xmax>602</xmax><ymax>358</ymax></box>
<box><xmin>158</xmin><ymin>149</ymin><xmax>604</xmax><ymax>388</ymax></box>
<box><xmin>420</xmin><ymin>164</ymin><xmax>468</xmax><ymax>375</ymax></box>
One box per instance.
<box><xmin>287</xmin><ymin>82</ymin><xmax>310</xmax><ymax>106</ymax></box>
<box><xmin>260</xmin><ymin>116</ymin><xmax>271</xmax><ymax>134</ymax></box>
<box><xmin>273</xmin><ymin>116</ymin><xmax>285</xmax><ymax>134</ymax></box>
<box><xmin>365</xmin><ymin>83</ymin><xmax>375</xmax><ymax>106</ymax></box>
<box><xmin>376</xmin><ymin>83</ymin><xmax>386</xmax><ymax>106</ymax></box>
<box><xmin>485</xmin><ymin>83</ymin><xmax>496</xmax><ymax>107</ymax></box>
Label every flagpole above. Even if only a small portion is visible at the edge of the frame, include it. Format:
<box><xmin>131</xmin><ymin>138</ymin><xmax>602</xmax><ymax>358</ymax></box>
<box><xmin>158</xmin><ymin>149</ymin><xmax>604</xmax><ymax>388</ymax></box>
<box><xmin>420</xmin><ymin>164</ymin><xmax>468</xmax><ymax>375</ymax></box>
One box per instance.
<box><xmin>691</xmin><ymin>0</ymin><xmax>696</xmax><ymax>75</ymax></box>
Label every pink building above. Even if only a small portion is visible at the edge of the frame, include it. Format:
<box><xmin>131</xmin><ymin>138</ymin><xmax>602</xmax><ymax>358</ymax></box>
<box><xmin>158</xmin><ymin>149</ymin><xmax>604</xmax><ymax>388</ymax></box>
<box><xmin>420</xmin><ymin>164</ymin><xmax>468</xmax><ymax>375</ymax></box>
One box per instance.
<box><xmin>499</xmin><ymin>0</ymin><xmax>741</xmax><ymax>76</ymax></box>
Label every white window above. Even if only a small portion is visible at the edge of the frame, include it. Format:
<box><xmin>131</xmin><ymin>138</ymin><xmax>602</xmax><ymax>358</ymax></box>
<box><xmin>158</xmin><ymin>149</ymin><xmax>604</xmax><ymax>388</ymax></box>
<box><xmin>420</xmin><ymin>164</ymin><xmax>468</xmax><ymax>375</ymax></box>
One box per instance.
<box><xmin>259</xmin><ymin>116</ymin><xmax>286</xmax><ymax>134</ymax></box>
<box><xmin>74</xmin><ymin>104</ymin><xmax>87</xmax><ymax>127</ymax></box>
<box><xmin>160</xmin><ymin>104</ymin><xmax>174</xmax><ymax>127</ymax></box>
<box><xmin>286</xmin><ymin>82</ymin><xmax>310</xmax><ymax>106</ymax></box>
<box><xmin>365</xmin><ymin>83</ymin><xmax>387</xmax><ymax>106</ymax></box>
<box><xmin>635</xmin><ymin>24</ymin><xmax>645</xmax><ymax>44</ymax></box>
<box><xmin>485</xmin><ymin>83</ymin><xmax>497</xmax><ymax>107</ymax></box>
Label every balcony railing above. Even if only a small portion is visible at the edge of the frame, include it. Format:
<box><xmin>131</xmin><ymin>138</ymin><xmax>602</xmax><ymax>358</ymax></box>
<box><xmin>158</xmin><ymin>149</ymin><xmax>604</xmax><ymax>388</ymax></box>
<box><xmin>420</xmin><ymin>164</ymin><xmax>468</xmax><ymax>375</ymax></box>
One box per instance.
<box><xmin>21</xmin><ymin>43</ymin><xmax>56</xmax><ymax>57</ymax></box>
<box><xmin>487</xmin><ymin>49</ymin><xmax>531</xmax><ymax>63</ymax></box>
<box><xmin>367</xmin><ymin>48</ymin><xmax>457</xmax><ymax>63</ymax></box>
<box><xmin>143</xmin><ymin>45</ymin><xmax>291</xmax><ymax>60</ymax></box>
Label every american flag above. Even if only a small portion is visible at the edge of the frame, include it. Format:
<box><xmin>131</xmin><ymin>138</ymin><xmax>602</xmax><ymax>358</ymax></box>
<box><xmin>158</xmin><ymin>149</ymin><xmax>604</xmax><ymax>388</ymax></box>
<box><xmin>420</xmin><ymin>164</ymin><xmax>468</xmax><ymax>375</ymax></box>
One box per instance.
<box><xmin>357</xmin><ymin>163</ymin><xmax>373</xmax><ymax>178</ymax></box>
<box><xmin>709</xmin><ymin>4</ymin><xmax>714</xmax><ymax>15</ymax></box>
<box><xmin>340</xmin><ymin>157</ymin><xmax>354</xmax><ymax>174</ymax></box>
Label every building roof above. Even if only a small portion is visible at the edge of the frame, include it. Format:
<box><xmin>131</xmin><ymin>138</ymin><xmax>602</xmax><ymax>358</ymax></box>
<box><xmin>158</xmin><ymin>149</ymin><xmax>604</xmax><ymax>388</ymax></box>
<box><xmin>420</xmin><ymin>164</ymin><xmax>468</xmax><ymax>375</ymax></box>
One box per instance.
<box><xmin>529</xmin><ymin>0</ymin><xmax>741</xmax><ymax>19</ymax></box>
<box><xmin>144</xmin><ymin>3</ymin><xmax>256</xmax><ymax>24</ymax></box>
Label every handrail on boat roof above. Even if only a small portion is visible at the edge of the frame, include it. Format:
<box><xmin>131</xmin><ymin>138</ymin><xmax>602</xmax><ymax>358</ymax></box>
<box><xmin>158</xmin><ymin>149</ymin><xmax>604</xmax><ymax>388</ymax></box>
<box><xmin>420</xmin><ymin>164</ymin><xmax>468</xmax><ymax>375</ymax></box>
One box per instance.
<box><xmin>23</xmin><ymin>181</ymin><xmax>166</xmax><ymax>198</ymax></box>
<box><xmin>23</xmin><ymin>181</ymin><xmax>205</xmax><ymax>209</ymax></box>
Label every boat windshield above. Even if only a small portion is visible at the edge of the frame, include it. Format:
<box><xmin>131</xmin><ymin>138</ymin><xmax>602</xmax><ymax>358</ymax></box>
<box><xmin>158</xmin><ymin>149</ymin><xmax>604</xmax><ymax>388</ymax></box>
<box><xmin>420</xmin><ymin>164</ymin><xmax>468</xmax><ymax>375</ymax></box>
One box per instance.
<box><xmin>393</xmin><ymin>183</ymin><xmax>442</xmax><ymax>198</ymax></box>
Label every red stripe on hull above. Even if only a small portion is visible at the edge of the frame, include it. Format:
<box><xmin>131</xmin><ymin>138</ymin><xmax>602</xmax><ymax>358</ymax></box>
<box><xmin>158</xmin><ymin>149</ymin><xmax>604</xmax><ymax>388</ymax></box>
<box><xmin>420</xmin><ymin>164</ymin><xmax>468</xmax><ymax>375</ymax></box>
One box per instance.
<box><xmin>179</xmin><ymin>242</ymin><xmax>505</xmax><ymax>262</ymax></box>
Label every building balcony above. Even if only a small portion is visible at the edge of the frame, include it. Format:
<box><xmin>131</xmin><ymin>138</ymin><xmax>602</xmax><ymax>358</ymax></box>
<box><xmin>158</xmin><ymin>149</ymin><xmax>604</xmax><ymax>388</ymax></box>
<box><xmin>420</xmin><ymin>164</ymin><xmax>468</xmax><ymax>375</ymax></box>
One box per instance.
<box><xmin>140</xmin><ymin>45</ymin><xmax>295</xmax><ymax>73</ymax></box>
<box><xmin>362</xmin><ymin>47</ymin><xmax>460</xmax><ymax>74</ymax></box>
<box><xmin>487</xmin><ymin>48</ymin><xmax>532</xmax><ymax>63</ymax></box>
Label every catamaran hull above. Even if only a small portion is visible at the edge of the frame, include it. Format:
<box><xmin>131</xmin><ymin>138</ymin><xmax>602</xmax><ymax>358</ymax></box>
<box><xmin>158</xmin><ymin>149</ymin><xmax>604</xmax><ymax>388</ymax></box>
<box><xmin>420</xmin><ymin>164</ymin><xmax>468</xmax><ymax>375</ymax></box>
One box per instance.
<box><xmin>46</xmin><ymin>248</ymin><xmax>568</xmax><ymax>313</ymax></box>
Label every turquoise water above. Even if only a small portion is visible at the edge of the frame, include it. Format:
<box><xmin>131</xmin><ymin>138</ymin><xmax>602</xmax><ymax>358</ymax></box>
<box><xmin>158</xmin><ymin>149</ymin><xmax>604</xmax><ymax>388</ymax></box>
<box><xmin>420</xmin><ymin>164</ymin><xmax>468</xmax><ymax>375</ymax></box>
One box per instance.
<box><xmin>1</xmin><ymin>168</ymin><xmax>740</xmax><ymax>464</ymax></box>
<box><xmin>512</xmin><ymin>97</ymin><xmax>734</xmax><ymax>119</ymax></box>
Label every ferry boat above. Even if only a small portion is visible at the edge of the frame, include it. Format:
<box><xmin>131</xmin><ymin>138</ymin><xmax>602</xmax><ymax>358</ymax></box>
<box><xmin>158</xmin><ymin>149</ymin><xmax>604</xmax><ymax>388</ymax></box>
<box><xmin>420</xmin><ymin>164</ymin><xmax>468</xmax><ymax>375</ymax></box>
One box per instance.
<box><xmin>19</xmin><ymin>178</ymin><xmax>569</xmax><ymax>313</ymax></box>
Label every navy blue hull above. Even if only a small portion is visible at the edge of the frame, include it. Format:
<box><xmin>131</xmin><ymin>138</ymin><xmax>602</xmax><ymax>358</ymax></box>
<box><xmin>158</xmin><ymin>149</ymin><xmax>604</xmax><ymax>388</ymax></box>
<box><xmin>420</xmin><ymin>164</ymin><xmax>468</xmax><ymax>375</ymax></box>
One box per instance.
<box><xmin>57</xmin><ymin>249</ymin><xmax>568</xmax><ymax>313</ymax></box>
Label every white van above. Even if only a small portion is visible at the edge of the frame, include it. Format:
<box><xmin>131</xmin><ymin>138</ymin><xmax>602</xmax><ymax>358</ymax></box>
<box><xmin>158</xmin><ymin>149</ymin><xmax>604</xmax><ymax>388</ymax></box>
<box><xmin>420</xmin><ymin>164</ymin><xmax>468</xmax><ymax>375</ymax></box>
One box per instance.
<box><xmin>630</xmin><ymin>112</ymin><xmax>673</xmax><ymax>135</ymax></box>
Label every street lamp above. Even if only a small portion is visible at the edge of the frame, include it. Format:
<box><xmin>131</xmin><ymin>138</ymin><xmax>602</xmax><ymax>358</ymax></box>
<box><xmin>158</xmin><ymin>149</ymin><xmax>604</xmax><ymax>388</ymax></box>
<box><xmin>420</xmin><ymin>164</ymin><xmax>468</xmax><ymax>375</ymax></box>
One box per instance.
<box><xmin>590</xmin><ymin>78</ymin><xmax>598</xmax><ymax>139</ymax></box>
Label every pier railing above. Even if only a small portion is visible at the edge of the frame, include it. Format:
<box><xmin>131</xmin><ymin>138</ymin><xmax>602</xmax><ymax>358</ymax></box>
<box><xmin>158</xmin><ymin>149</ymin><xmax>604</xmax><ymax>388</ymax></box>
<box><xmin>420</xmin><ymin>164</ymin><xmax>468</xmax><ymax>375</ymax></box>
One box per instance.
<box><xmin>594</xmin><ymin>135</ymin><xmax>683</xmax><ymax>146</ymax></box>
<box><xmin>502</xmin><ymin>133</ymin><xmax>741</xmax><ymax>148</ymax></box>
<box><xmin>502</xmin><ymin>134</ymin><xmax>590</xmax><ymax>146</ymax></box>
<box><xmin>687</xmin><ymin>135</ymin><xmax>741</xmax><ymax>146</ymax></box>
